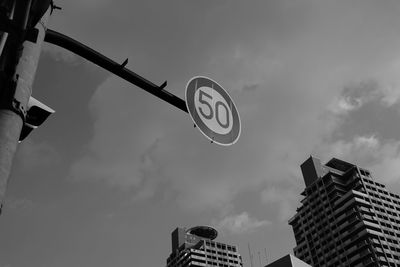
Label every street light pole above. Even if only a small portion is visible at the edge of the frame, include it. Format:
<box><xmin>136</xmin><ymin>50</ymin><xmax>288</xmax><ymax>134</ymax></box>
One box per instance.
<box><xmin>0</xmin><ymin>0</ymin><xmax>51</xmax><ymax>214</ymax></box>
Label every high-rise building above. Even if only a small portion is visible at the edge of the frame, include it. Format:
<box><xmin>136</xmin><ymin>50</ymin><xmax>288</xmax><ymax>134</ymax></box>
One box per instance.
<box><xmin>289</xmin><ymin>156</ymin><xmax>400</xmax><ymax>267</ymax></box>
<box><xmin>166</xmin><ymin>226</ymin><xmax>243</xmax><ymax>267</ymax></box>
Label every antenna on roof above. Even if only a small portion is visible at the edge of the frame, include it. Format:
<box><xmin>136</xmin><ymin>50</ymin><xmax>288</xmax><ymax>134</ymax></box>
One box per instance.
<box><xmin>248</xmin><ymin>243</ymin><xmax>254</xmax><ymax>267</ymax></box>
<box><xmin>264</xmin><ymin>248</ymin><xmax>268</xmax><ymax>265</ymax></box>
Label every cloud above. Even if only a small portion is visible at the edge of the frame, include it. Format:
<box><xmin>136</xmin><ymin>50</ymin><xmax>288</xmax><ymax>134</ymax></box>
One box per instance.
<box><xmin>42</xmin><ymin>44</ymin><xmax>79</xmax><ymax>65</ymax></box>
<box><xmin>67</xmin><ymin>0</ymin><xmax>400</xmax><ymax>217</ymax></box>
<box><xmin>131</xmin><ymin>138</ymin><xmax>163</xmax><ymax>201</ymax></box>
<box><xmin>15</xmin><ymin>139</ymin><xmax>60</xmax><ymax>170</ymax></box>
<box><xmin>5</xmin><ymin>198</ymin><xmax>34</xmax><ymax>210</ymax></box>
<box><xmin>321</xmin><ymin>135</ymin><xmax>379</xmax><ymax>160</ymax></box>
<box><xmin>373</xmin><ymin>150</ymin><xmax>400</xmax><ymax>183</ymax></box>
<box><xmin>321</xmin><ymin>75</ymin><xmax>400</xmax><ymax>144</ymax></box>
<box><xmin>242</xmin><ymin>83</ymin><xmax>260</xmax><ymax>92</ymax></box>
<box><xmin>342</xmin><ymin>80</ymin><xmax>400</xmax><ymax>109</ymax></box>
<box><xmin>328</xmin><ymin>80</ymin><xmax>393</xmax><ymax>116</ymax></box>
<box><xmin>316</xmin><ymin>71</ymin><xmax>400</xmax><ymax>185</ymax></box>
<box><xmin>342</xmin><ymin>81</ymin><xmax>381</xmax><ymax>106</ymax></box>
<box><xmin>78</xmin><ymin>0</ymin><xmax>110</xmax><ymax>7</ymax></box>
<box><xmin>318</xmin><ymin>136</ymin><xmax>400</xmax><ymax>184</ymax></box>
<box><xmin>261</xmin><ymin>187</ymin><xmax>300</xmax><ymax>222</ymax></box>
<box><xmin>4</xmin><ymin>197</ymin><xmax>35</xmax><ymax>213</ymax></box>
<box><xmin>381</xmin><ymin>85</ymin><xmax>400</xmax><ymax>107</ymax></box>
<box><xmin>70</xmin><ymin>131</ymin><xmax>164</xmax><ymax>192</ymax></box>
<box><xmin>172</xmin><ymin>178</ymin><xmax>238</xmax><ymax>212</ymax></box>
<box><xmin>215</xmin><ymin>212</ymin><xmax>270</xmax><ymax>235</ymax></box>
<box><xmin>328</xmin><ymin>97</ymin><xmax>361</xmax><ymax>115</ymax></box>
<box><xmin>374</xmin><ymin>59</ymin><xmax>400</xmax><ymax>107</ymax></box>
<box><xmin>69</xmin><ymin>75</ymin><xmax>176</xmax><ymax>204</ymax></box>
<box><xmin>10</xmin><ymin>1</ymin><xmax>400</xmax><ymax>267</ymax></box>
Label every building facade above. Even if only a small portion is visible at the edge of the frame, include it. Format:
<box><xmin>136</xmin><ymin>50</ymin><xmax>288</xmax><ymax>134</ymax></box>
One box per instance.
<box><xmin>289</xmin><ymin>156</ymin><xmax>400</xmax><ymax>266</ymax></box>
<box><xmin>166</xmin><ymin>226</ymin><xmax>243</xmax><ymax>267</ymax></box>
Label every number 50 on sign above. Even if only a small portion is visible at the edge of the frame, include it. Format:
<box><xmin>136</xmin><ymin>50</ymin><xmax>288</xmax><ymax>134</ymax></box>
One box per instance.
<box><xmin>185</xmin><ymin>76</ymin><xmax>241</xmax><ymax>146</ymax></box>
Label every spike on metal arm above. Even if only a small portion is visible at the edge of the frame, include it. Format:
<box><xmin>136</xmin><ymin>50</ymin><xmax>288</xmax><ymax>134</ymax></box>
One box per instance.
<box><xmin>159</xmin><ymin>80</ymin><xmax>167</xmax><ymax>90</ymax></box>
<box><xmin>120</xmin><ymin>58</ymin><xmax>128</xmax><ymax>68</ymax></box>
<box><xmin>50</xmin><ymin>2</ymin><xmax>62</xmax><ymax>12</ymax></box>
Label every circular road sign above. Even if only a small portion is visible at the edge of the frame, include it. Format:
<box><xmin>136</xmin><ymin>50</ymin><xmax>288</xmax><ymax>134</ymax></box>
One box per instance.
<box><xmin>185</xmin><ymin>76</ymin><xmax>241</xmax><ymax>146</ymax></box>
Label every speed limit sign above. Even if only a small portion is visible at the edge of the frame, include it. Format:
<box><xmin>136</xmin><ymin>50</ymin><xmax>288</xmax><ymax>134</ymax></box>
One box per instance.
<box><xmin>185</xmin><ymin>76</ymin><xmax>241</xmax><ymax>146</ymax></box>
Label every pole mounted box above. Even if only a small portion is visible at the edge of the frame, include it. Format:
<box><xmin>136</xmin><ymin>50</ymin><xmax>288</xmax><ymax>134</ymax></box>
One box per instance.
<box><xmin>19</xmin><ymin>96</ymin><xmax>54</xmax><ymax>141</ymax></box>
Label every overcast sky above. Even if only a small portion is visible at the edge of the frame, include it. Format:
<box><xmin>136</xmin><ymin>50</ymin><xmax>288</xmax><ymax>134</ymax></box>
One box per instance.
<box><xmin>2</xmin><ymin>0</ymin><xmax>400</xmax><ymax>266</ymax></box>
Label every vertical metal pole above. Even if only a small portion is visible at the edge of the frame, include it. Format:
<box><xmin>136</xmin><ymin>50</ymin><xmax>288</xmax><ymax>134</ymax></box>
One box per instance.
<box><xmin>0</xmin><ymin>1</ymin><xmax>15</xmax><ymax>56</ymax></box>
<box><xmin>0</xmin><ymin>0</ymin><xmax>51</xmax><ymax>215</ymax></box>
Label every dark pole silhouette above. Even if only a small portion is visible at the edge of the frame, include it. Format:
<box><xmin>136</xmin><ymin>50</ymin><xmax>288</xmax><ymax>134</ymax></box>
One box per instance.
<box><xmin>0</xmin><ymin>0</ymin><xmax>51</xmax><ymax>214</ymax></box>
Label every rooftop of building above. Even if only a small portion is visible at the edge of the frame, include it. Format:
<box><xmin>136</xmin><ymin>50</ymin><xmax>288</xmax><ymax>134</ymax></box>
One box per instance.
<box><xmin>186</xmin><ymin>225</ymin><xmax>218</xmax><ymax>240</ymax></box>
<box><xmin>265</xmin><ymin>254</ymin><xmax>311</xmax><ymax>267</ymax></box>
<box><xmin>325</xmin><ymin>157</ymin><xmax>355</xmax><ymax>172</ymax></box>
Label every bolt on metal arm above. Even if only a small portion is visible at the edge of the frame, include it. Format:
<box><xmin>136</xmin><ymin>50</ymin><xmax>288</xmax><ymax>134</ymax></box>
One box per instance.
<box><xmin>44</xmin><ymin>29</ymin><xmax>188</xmax><ymax>113</ymax></box>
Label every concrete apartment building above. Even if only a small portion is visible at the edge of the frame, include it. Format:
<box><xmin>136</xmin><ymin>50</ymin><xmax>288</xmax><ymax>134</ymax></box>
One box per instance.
<box><xmin>289</xmin><ymin>156</ymin><xmax>400</xmax><ymax>266</ymax></box>
<box><xmin>166</xmin><ymin>226</ymin><xmax>243</xmax><ymax>267</ymax></box>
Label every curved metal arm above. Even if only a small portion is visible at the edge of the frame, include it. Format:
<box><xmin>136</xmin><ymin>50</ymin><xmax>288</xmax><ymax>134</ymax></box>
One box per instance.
<box><xmin>44</xmin><ymin>29</ymin><xmax>188</xmax><ymax>113</ymax></box>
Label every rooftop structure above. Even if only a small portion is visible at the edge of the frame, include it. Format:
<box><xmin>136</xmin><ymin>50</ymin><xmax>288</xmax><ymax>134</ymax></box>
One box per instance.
<box><xmin>166</xmin><ymin>226</ymin><xmax>243</xmax><ymax>267</ymax></box>
<box><xmin>264</xmin><ymin>254</ymin><xmax>311</xmax><ymax>267</ymax></box>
